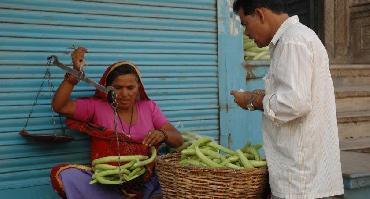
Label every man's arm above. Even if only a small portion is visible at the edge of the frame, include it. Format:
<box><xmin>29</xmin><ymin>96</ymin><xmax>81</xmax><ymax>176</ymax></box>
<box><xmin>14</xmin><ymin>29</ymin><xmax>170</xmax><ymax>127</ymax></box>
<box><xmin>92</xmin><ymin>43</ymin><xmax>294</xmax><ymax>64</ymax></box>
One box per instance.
<box><xmin>263</xmin><ymin>42</ymin><xmax>313</xmax><ymax>124</ymax></box>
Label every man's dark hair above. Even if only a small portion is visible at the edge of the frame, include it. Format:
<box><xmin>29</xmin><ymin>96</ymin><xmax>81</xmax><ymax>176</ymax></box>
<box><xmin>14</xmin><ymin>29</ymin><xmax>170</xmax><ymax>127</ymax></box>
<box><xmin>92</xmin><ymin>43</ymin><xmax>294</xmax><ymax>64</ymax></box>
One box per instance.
<box><xmin>233</xmin><ymin>0</ymin><xmax>286</xmax><ymax>15</ymax></box>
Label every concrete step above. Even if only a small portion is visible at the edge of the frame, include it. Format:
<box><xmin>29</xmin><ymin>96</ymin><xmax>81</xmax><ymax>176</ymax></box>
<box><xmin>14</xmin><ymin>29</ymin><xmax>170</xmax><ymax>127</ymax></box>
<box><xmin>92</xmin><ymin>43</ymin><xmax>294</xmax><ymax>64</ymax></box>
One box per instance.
<box><xmin>340</xmin><ymin>151</ymin><xmax>370</xmax><ymax>191</ymax></box>
<box><xmin>331</xmin><ymin>64</ymin><xmax>370</xmax><ymax>87</ymax></box>
<box><xmin>340</xmin><ymin>136</ymin><xmax>370</xmax><ymax>151</ymax></box>
<box><xmin>335</xmin><ymin>86</ymin><xmax>370</xmax><ymax>113</ymax></box>
<box><xmin>337</xmin><ymin>111</ymin><xmax>370</xmax><ymax>139</ymax></box>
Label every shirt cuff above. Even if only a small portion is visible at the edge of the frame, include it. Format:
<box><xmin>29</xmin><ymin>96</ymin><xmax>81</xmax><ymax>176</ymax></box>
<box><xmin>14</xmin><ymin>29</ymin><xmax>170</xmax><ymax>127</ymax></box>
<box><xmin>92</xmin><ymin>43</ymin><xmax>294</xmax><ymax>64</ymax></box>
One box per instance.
<box><xmin>263</xmin><ymin>94</ymin><xmax>275</xmax><ymax>117</ymax></box>
<box><xmin>262</xmin><ymin>93</ymin><xmax>282</xmax><ymax>126</ymax></box>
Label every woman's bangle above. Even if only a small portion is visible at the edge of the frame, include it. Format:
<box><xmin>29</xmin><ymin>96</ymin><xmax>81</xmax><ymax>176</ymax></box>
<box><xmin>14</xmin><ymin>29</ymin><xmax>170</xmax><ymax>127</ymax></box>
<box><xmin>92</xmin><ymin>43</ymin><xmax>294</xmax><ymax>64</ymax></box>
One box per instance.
<box><xmin>64</xmin><ymin>73</ymin><xmax>79</xmax><ymax>85</ymax></box>
<box><xmin>158</xmin><ymin>129</ymin><xmax>168</xmax><ymax>142</ymax></box>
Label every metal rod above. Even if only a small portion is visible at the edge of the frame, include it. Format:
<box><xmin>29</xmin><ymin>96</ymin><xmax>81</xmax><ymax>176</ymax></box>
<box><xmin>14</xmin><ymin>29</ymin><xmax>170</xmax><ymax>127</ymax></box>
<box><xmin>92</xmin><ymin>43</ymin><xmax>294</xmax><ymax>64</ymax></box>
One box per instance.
<box><xmin>47</xmin><ymin>55</ymin><xmax>114</xmax><ymax>94</ymax></box>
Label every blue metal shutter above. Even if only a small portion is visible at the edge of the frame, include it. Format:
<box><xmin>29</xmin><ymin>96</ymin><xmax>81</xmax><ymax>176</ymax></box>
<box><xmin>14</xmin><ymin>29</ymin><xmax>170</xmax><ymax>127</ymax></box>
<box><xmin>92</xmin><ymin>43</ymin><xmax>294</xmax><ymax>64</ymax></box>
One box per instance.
<box><xmin>0</xmin><ymin>0</ymin><xmax>218</xmax><ymax>197</ymax></box>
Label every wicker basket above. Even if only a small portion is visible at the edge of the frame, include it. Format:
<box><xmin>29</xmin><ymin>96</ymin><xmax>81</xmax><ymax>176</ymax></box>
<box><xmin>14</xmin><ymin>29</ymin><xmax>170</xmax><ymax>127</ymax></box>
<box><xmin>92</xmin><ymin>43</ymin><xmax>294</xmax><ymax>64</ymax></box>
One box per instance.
<box><xmin>156</xmin><ymin>153</ymin><xmax>269</xmax><ymax>199</ymax></box>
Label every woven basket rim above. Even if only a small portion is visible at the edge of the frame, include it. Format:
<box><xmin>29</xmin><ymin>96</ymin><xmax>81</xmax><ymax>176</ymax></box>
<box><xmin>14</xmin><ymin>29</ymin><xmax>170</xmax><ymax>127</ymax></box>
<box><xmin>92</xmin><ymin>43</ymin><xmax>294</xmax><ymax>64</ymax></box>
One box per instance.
<box><xmin>156</xmin><ymin>152</ymin><xmax>270</xmax><ymax>198</ymax></box>
<box><xmin>156</xmin><ymin>152</ymin><xmax>268</xmax><ymax>173</ymax></box>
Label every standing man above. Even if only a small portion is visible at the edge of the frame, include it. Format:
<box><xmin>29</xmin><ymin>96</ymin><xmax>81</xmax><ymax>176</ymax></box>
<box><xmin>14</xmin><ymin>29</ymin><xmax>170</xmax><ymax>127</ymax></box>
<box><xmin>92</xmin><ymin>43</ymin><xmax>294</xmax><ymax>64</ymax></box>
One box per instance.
<box><xmin>230</xmin><ymin>0</ymin><xmax>344</xmax><ymax>198</ymax></box>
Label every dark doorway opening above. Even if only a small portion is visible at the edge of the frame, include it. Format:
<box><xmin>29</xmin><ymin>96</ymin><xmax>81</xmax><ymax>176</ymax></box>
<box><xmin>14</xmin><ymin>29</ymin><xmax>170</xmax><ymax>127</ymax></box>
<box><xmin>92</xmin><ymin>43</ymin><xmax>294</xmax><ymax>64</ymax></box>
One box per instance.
<box><xmin>285</xmin><ymin>0</ymin><xmax>324</xmax><ymax>40</ymax></box>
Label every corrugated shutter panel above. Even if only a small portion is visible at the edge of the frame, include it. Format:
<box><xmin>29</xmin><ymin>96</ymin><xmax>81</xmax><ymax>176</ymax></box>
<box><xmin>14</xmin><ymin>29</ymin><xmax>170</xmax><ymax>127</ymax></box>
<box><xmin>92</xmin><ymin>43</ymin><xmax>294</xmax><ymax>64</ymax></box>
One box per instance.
<box><xmin>0</xmin><ymin>0</ymin><xmax>218</xmax><ymax>192</ymax></box>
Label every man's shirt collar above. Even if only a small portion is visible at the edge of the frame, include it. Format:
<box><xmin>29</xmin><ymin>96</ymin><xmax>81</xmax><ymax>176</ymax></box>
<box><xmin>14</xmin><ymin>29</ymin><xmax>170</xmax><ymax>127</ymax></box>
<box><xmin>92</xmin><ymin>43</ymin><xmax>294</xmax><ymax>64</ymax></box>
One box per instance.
<box><xmin>270</xmin><ymin>15</ymin><xmax>299</xmax><ymax>45</ymax></box>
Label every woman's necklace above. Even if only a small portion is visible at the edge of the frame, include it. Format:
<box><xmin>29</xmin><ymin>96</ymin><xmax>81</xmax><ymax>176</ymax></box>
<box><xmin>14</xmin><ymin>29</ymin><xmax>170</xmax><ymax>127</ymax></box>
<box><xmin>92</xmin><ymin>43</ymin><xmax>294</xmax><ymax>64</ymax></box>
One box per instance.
<box><xmin>118</xmin><ymin>106</ymin><xmax>134</xmax><ymax>136</ymax></box>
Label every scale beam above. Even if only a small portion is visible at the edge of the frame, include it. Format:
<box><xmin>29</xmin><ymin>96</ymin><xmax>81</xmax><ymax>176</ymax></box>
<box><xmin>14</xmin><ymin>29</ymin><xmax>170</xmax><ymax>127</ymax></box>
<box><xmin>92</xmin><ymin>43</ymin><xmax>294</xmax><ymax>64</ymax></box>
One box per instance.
<box><xmin>47</xmin><ymin>55</ymin><xmax>114</xmax><ymax>94</ymax></box>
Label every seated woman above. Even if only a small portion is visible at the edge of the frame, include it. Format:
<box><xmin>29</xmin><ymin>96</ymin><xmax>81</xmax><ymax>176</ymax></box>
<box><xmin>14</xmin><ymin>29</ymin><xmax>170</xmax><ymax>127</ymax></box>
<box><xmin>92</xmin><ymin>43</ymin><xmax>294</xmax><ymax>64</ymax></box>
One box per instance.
<box><xmin>50</xmin><ymin>59</ymin><xmax>183</xmax><ymax>199</ymax></box>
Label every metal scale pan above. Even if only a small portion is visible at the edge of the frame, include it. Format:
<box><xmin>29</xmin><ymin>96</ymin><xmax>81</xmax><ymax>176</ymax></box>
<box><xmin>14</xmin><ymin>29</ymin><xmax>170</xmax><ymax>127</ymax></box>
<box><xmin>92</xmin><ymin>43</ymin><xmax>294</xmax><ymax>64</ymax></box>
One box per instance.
<box><xmin>19</xmin><ymin>48</ymin><xmax>114</xmax><ymax>143</ymax></box>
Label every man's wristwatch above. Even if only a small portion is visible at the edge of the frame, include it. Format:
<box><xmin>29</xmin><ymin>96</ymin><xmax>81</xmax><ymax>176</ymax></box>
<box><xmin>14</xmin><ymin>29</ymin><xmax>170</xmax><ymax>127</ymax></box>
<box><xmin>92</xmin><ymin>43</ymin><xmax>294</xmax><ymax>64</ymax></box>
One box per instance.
<box><xmin>246</xmin><ymin>95</ymin><xmax>256</xmax><ymax>111</ymax></box>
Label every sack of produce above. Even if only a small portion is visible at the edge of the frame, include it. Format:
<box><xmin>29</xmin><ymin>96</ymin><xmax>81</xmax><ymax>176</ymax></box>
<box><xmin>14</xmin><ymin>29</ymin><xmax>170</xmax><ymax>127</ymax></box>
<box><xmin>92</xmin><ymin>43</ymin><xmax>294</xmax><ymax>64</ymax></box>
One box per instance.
<box><xmin>244</xmin><ymin>35</ymin><xmax>270</xmax><ymax>60</ymax></box>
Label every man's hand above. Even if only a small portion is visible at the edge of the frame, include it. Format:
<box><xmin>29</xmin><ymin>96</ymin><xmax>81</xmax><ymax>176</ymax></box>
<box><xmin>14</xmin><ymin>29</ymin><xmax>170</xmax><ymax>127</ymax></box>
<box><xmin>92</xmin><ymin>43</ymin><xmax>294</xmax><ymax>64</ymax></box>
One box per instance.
<box><xmin>230</xmin><ymin>89</ymin><xmax>265</xmax><ymax>111</ymax></box>
<box><xmin>230</xmin><ymin>90</ymin><xmax>255</xmax><ymax>109</ymax></box>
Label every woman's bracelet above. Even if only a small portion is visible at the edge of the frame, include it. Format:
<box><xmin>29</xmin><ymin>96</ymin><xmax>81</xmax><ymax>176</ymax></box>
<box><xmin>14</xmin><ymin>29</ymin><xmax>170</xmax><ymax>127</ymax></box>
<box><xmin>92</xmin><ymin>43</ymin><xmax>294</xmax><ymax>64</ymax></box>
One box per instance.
<box><xmin>158</xmin><ymin>129</ymin><xmax>168</xmax><ymax>142</ymax></box>
<box><xmin>64</xmin><ymin>73</ymin><xmax>79</xmax><ymax>85</ymax></box>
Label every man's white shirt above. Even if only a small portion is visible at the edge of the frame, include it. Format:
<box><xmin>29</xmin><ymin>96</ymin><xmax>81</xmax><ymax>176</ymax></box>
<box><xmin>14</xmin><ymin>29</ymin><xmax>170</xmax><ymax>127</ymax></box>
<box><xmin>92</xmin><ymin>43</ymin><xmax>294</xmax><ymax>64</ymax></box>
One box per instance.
<box><xmin>262</xmin><ymin>16</ymin><xmax>344</xmax><ymax>199</ymax></box>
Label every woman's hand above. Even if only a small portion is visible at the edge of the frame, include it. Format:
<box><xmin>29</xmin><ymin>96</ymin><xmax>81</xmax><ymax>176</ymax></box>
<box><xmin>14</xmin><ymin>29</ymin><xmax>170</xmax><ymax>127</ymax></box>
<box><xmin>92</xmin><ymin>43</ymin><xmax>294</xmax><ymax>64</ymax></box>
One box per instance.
<box><xmin>142</xmin><ymin>129</ymin><xmax>166</xmax><ymax>147</ymax></box>
<box><xmin>71</xmin><ymin>46</ymin><xmax>88</xmax><ymax>72</ymax></box>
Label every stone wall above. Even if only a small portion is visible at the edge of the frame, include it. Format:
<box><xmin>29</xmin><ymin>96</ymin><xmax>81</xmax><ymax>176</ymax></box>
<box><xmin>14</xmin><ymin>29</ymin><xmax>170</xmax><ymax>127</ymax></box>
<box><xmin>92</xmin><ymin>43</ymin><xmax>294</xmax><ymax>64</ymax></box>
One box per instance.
<box><xmin>324</xmin><ymin>0</ymin><xmax>370</xmax><ymax>64</ymax></box>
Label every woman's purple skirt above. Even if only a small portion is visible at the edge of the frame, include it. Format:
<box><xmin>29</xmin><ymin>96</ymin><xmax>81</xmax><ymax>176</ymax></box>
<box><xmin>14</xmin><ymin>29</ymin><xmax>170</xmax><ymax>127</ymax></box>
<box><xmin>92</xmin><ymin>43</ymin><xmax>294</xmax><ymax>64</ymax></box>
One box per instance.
<box><xmin>59</xmin><ymin>168</ymin><xmax>161</xmax><ymax>199</ymax></box>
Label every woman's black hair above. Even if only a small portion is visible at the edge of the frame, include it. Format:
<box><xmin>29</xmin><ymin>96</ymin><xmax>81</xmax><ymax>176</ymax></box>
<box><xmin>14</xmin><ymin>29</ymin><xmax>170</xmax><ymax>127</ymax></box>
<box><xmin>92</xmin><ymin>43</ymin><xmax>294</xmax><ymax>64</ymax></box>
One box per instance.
<box><xmin>106</xmin><ymin>64</ymin><xmax>139</xmax><ymax>86</ymax></box>
<box><xmin>233</xmin><ymin>0</ymin><xmax>285</xmax><ymax>15</ymax></box>
<box><xmin>106</xmin><ymin>64</ymin><xmax>140</xmax><ymax>103</ymax></box>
